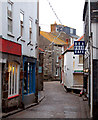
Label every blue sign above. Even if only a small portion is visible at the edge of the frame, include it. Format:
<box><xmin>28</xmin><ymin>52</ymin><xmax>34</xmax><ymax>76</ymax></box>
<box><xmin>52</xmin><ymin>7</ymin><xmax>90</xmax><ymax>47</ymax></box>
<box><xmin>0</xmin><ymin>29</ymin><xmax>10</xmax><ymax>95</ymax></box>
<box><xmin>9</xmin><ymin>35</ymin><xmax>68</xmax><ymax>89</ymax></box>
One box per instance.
<box><xmin>74</xmin><ymin>41</ymin><xmax>85</xmax><ymax>54</ymax></box>
<box><xmin>38</xmin><ymin>66</ymin><xmax>42</xmax><ymax>73</ymax></box>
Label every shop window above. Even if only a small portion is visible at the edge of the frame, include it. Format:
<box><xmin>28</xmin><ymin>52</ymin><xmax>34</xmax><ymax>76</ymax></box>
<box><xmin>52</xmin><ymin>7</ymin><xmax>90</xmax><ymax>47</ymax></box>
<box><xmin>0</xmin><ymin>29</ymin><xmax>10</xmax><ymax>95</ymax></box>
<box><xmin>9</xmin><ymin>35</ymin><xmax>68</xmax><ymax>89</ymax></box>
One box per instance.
<box><xmin>8</xmin><ymin>62</ymin><xmax>19</xmax><ymax>97</ymax></box>
<box><xmin>24</xmin><ymin>62</ymin><xmax>36</xmax><ymax>94</ymax></box>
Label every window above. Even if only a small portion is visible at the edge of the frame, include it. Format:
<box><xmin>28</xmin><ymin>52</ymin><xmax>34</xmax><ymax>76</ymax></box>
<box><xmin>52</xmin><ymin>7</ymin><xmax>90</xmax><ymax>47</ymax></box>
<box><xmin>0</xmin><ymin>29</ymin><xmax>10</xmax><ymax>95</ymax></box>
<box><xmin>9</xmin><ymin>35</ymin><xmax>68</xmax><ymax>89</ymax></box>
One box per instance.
<box><xmin>70</xmin><ymin>28</ymin><xmax>73</xmax><ymax>34</ymax></box>
<box><xmin>29</xmin><ymin>19</ymin><xmax>32</xmax><ymax>41</ymax></box>
<box><xmin>56</xmin><ymin>55</ymin><xmax>59</xmax><ymax>62</ymax></box>
<box><xmin>56</xmin><ymin>68</ymin><xmax>58</xmax><ymax>76</ymax></box>
<box><xmin>20</xmin><ymin>11</ymin><xmax>24</xmax><ymax>37</ymax></box>
<box><xmin>7</xmin><ymin>2</ymin><xmax>13</xmax><ymax>33</ymax></box>
<box><xmin>8</xmin><ymin>62</ymin><xmax>19</xmax><ymax>97</ymax></box>
<box><xmin>79</xmin><ymin>55</ymin><xmax>83</xmax><ymax>64</ymax></box>
<box><xmin>24</xmin><ymin>62</ymin><xmax>36</xmax><ymax>94</ymax></box>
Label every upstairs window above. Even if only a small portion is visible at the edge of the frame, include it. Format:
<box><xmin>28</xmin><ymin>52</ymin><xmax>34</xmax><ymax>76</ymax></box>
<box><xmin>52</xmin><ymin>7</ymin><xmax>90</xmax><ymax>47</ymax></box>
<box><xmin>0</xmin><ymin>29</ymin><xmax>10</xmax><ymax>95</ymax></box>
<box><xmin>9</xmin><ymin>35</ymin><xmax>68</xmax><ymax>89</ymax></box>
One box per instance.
<box><xmin>79</xmin><ymin>55</ymin><xmax>83</xmax><ymax>64</ymax></box>
<box><xmin>7</xmin><ymin>1</ymin><xmax>13</xmax><ymax>33</ymax></box>
<box><xmin>70</xmin><ymin>28</ymin><xmax>73</xmax><ymax>34</ymax></box>
<box><xmin>20</xmin><ymin>11</ymin><xmax>24</xmax><ymax>37</ymax></box>
<box><xmin>56</xmin><ymin>55</ymin><xmax>59</xmax><ymax>62</ymax></box>
<box><xmin>56</xmin><ymin>68</ymin><xmax>58</xmax><ymax>76</ymax></box>
<box><xmin>29</xmin><ymin>19</ymin><xmax>32</xmax><ymax>41</ymax></box>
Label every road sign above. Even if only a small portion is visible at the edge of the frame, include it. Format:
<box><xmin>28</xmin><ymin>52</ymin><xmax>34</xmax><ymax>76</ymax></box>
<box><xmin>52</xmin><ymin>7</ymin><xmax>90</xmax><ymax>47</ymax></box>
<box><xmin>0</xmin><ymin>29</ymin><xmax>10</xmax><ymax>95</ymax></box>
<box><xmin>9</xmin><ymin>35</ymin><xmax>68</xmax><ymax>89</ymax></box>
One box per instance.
<box><xmin>74</xmin><ymin>41</ymin><xmax>85</xmax><ymax>55</ymax></box>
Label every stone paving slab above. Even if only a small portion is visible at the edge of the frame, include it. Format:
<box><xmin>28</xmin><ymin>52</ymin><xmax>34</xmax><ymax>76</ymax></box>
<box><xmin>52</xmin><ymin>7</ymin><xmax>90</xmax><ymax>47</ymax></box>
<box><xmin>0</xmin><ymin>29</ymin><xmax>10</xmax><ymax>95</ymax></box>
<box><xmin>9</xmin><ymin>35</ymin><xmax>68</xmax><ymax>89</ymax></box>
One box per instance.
<box><xmin>6</xmin><ymin>81</ymin><xmax>90</xmax><ymax>118</ymax></box>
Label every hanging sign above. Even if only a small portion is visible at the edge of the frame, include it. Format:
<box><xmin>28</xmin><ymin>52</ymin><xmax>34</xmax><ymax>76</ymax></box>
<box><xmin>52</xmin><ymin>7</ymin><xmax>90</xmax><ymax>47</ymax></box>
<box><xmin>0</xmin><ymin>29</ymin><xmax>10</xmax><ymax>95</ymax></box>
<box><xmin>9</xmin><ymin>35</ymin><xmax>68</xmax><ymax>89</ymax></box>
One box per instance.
<box><xmin>74</xmin><ymin>41</ymin><xmax>85</xmax><ymax>55</ymax></box>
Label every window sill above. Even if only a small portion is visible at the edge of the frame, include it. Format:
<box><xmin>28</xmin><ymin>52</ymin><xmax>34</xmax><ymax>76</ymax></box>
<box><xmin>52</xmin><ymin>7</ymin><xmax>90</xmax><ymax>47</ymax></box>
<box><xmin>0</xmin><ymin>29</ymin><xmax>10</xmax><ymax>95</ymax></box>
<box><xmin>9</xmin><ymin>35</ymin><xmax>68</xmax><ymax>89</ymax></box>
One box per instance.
<box><xmin>78</xmin><ymin>64</ymin><xmax>83</xmax><ymax>66</ymax></box>
<box><xmin>8</xmin><ymin>94</ymin><xmax>19</xmax><ymax>100</ymax></box>
<box><xmin>7</xmin><ymin>32</ymin><xmax>15</xmax><ymax>38</ymax></box>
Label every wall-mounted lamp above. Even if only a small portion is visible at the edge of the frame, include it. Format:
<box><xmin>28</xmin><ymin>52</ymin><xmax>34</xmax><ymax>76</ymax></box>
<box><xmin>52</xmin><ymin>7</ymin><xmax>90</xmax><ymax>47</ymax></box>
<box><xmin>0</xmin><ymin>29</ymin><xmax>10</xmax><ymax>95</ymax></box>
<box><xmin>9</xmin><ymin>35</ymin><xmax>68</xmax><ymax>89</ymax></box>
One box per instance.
<box><xmin>35</xmin><ymin>43</ymin><xmax>38</xmax><ymax>49</ymax></box>
<box><xmin>17</xmin><ymin>36</ymin><xmax>21</xmax><ymax>41</ymax></box>
<box><xmin>31</xmin><ymin>48</ymin><xmax>33</xmax><ymax>51</ymax></box>
<box><xmin>27</xmin><ymin>41</ymin><xmax>31</xmax><ymax>46</ymax></box>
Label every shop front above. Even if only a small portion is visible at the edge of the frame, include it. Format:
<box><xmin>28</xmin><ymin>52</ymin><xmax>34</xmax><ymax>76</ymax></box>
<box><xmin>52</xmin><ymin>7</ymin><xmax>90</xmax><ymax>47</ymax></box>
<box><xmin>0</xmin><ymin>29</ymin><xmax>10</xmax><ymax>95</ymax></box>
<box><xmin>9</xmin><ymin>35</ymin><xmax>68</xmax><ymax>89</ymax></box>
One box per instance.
<box><xmin>22</xmin><ymin>56</ymin><xmax>37</xmax><ymax>106</ymax></box>
<box><xmin>0</xmin><ymin>37</ymin><xmax>22</xmax><ymax>112</ymax></box>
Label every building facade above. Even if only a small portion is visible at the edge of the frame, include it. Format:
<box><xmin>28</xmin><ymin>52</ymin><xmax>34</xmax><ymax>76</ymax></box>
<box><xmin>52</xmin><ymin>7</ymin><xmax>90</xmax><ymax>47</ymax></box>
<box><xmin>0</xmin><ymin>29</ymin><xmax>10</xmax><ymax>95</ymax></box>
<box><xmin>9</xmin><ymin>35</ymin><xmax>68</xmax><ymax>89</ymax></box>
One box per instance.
<box><xmin>39</xmin><ymin>31</ymin><xmax>68</xmax><ymax>81</ymax></box>
<box><xmin>83</xmin><ymin>0</ymin><xmax>98</xmax><ymax>118</ymax></box>
<box><xmin>0</xmin><ymin>0</ymin><xmax>39</xmax><ymax>113</ymax></box>
<box><xmin>62</xmin><ymin>36</ymin><xmax>84</xmax><ymax>91</ymax></box>
<box><xmin>51</xmin><ymin>22</ymin><xmax>79</xmax><ymax>45</ymax></box>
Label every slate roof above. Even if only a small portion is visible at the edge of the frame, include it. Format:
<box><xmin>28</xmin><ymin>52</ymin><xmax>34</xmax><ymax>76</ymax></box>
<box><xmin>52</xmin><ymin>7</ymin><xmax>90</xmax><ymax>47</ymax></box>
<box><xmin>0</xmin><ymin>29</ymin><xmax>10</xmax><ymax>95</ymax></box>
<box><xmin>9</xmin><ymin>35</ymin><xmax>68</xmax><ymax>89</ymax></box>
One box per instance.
<box><xmin>40</xmin><ymin>31</ymin><xmax>68</xmax><ymax>45</ymax></box>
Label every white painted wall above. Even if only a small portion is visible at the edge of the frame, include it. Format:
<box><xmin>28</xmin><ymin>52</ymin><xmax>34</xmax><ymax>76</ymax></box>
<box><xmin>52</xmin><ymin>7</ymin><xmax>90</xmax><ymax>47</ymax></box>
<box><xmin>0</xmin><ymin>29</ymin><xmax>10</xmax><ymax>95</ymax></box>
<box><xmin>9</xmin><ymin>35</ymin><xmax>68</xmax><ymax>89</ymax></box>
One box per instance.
<box><xmin>1</xmin><ymin>0</ymin><xmax>38</xmax><ymax>58</ymax></box>
<box><xmin>63</xmin><ymin>51</ymin><xmax>83</xmax><ymax>88</ymax></box>
<box><xmin>64</xmin><ymin>52</ymin><xmax>73</xmax><ymax>88</ymax></box>
<box><xmin>0</xmin><ymin>1</ymin><xmax>2</xmax><ymax>36</ymax></box>
<box><xmin>92</xmin><ymin>23</ymin><xmax>98</xmax><ymax>59</ymax></box>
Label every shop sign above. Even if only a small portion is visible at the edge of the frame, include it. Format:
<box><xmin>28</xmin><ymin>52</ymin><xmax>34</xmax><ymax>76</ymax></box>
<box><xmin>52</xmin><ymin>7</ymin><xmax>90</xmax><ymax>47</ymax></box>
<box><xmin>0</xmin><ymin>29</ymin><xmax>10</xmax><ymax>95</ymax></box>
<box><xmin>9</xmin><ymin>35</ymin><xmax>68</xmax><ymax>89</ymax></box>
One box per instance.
<box><xmin>74</xmin><ymin>41</ymin><xmax>85</xmax><ymax>55</ymax></box>
<box><xmin>38</xmin><ymin>66</ymin><xmax>42</xmax><ymax>73</ymax></box>
<box><xmin>0</xmin><ymin>38</ymin><xmax>21</xmax><ymax>56</ymax></box>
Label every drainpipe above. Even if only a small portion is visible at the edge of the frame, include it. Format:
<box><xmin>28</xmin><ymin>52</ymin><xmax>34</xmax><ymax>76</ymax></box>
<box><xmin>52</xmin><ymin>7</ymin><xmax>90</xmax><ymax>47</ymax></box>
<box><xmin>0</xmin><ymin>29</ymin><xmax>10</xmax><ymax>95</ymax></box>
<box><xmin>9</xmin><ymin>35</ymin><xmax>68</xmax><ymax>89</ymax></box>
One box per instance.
<box><xmin>88</xmin><ymin>0</ymin><xmax>93</xmax><ymax>118</ymax></box>
<box><xmin>35</xmin><ymin>0</ymin><xmax>39</xmax><ymax>103</ymax></box>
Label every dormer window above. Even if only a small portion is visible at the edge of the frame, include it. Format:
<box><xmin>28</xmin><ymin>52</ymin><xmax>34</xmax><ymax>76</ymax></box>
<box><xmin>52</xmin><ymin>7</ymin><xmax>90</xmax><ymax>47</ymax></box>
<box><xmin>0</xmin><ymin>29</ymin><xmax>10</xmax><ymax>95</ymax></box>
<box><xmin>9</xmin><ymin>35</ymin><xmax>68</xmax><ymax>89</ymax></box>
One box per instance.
<box><xmin>70</xmin><ymin>28</ymin><xmax>73</xmax><ymax>34</ymax></box>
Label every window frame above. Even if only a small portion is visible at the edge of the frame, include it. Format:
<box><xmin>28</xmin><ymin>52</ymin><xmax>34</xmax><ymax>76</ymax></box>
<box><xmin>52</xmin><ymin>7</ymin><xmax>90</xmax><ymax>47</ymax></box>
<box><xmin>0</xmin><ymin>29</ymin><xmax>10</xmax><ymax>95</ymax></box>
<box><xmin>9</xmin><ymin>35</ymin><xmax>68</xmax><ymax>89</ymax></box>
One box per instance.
<box><xmin>79</xmin><ymin>55</ymin><xmax>83</xmax><ymax>64</ymax></box>
<box><xmin>20</xmin><ymin>10</ymin><xmax>24</xmax><ymax>37</ymax></box>
<box><xmin>8</xmin><ymin>62</ymin><xmax>20</xmax><ymax>98</ymax></box>
<box><xmin>7</xmin><ymin>1</ymin><xmax>13</xmax><ymax>34</ymax></box>
<box><xmin>29</xmin><ymin>18</ymin><xmax>33</xmax><ymax>41</ymax></box>
<box><xmin>70</xmin><ymin>28</ymin><xmax>73</xmax><ymax>34</ymax></box>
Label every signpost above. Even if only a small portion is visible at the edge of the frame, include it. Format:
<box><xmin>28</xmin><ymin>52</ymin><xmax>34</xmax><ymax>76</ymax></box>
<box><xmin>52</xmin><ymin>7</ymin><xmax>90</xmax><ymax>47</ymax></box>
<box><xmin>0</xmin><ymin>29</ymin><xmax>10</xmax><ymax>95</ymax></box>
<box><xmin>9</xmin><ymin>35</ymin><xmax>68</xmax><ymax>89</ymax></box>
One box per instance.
<box><xmin>74</xmin><ymin>41</ymin><xmax>85</xmax><ymax>55</ymax></box>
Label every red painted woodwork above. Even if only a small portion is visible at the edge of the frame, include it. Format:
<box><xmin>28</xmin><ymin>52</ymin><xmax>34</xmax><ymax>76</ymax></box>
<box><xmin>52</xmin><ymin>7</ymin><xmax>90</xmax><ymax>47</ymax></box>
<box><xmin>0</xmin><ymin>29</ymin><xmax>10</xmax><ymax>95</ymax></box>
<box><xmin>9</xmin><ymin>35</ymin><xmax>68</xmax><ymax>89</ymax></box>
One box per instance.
<box><xmin>8</xmin><ymin>94</ymin><xmax>19</xmax><ymax>99</ymax></box>
<box><xmin>0</xmin><ymin>38</ymin><xmax>21</xmax><ymax>56</ymax></box>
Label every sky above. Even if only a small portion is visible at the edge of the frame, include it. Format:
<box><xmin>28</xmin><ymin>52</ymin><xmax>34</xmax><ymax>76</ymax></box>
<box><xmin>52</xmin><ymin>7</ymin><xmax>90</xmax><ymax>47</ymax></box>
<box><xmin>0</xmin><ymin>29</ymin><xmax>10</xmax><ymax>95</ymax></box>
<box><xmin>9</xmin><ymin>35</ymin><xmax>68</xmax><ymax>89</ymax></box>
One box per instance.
<box><xmin>39</xmin><ymin>0</ymin><xmax>85</xmax><ymax>37</ymax></box>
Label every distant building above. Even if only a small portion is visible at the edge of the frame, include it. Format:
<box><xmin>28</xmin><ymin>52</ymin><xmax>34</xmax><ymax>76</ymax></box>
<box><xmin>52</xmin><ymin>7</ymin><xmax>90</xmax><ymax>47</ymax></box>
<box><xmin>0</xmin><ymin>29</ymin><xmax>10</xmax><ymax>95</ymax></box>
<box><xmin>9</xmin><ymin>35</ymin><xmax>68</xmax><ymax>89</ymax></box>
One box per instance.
<box><xmin>39</xmin><ymin>31</ymin><xmax>69</xmax><ymax>80</ymax></box>
<box><xmin>61</xmin><ymin>36</ymin><xmax>84</xmax><ymax>91</ymax></box>
<box><xmin>51</xmin><ymin>22</ymin><xmax>79</xmax><ymax>44</ymax></box>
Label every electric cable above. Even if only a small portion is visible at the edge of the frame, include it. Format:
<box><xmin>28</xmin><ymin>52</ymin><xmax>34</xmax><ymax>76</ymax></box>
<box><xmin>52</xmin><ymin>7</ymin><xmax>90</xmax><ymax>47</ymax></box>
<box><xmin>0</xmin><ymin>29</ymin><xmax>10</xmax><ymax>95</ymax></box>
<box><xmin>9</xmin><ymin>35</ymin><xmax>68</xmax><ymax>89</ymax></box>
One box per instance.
<box><xmin>47</xmin><ymin>0</ymin><xmax>62</xmax><ymax>25</ymax></box>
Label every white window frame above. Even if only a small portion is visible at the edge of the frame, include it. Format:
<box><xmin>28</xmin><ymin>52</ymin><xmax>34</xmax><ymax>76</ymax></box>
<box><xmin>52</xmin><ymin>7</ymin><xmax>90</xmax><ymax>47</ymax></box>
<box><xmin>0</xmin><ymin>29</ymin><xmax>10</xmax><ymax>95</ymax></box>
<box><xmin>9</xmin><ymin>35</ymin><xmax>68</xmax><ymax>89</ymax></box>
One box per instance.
<box><xmin>29</xmin><ymin>18</ymin><xmax>33</xmax><ymax>41</ymax></box>
<box><xmin>20</xmin><ymin>10</ymin><xmax>24</xmax><ymax>37</ymax></box>
<box><xmin>56</xmin><ymin>55</ymin><xmax>59</xmax><ymax>62</ymax></box>
<box><xmin>7</xmin><ymin>1</ymin><xmax>13</xmax><ymax>34</ymax></box>
<box><xmin>70</xmin><ymin>28</ymin><xmax>73</xmax><ymax>34</ymax></box>
<box><xmin>8</xmin><ymin>62</ymin><xmax>20</xmax><ymax>98</ymax></box>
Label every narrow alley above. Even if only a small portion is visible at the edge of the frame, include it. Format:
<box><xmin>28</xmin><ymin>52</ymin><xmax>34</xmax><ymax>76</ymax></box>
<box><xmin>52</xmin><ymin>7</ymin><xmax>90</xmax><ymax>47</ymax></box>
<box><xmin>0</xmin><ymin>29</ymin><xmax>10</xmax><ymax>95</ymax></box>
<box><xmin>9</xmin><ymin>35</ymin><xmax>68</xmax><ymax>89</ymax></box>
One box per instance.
<box><xmin>7</xmin><ymin>81</ymin><xmax>89</xmax><ymax>118</ymax></box>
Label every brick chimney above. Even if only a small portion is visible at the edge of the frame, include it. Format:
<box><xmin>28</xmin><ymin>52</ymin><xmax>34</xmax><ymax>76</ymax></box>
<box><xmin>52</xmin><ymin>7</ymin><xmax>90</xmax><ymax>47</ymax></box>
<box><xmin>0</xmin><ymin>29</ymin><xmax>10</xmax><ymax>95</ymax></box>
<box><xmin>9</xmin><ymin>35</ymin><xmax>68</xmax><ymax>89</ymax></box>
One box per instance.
<box><xmin>51</xmin><ymin>21</ymin><xmax>57</xmax><ymax>32</ymax></box>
